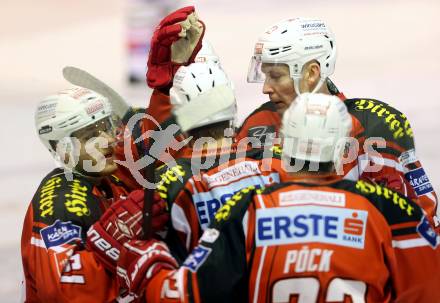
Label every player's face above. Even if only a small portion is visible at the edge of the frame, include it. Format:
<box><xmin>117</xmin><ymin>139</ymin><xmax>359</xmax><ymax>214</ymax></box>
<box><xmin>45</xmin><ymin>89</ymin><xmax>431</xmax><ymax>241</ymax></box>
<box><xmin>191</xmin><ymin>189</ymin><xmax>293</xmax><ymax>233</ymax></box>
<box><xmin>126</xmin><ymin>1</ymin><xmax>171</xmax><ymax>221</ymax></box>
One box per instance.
<box><xmin>73</xmin><ymin>118</ymin><xmax>118</xmax><ymax>176</ymax></box>
<box><xmin>262</xmin><ymin>63</ymin><xmax>296</xmax><ymax>115</ymax></box>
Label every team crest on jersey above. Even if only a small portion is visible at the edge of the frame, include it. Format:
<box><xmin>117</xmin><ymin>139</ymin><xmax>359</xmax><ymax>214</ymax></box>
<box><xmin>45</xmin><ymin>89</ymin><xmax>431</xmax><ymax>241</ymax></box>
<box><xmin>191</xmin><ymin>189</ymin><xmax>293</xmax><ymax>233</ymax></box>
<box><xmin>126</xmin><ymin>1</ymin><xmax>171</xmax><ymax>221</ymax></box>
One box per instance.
<box><xmin>405</xmin><ymin>167</ymin><xmax>434</xmax><ymax>196</ymax></box>
<box><xmin>183</xmin><ymin>245</ymin><xmax>212</xmax><ymax>272</ymax></box>
<box><xmin>256</xmin><ymin>206</ymin><xmax>368</xmax><ymax>249</ymax></box>
<box><xmin>200</xmin><ymin>228</ymin><xmax>220</xmax><ymax>244</ymax></box>
<box><xmin>417</xmin><ymin>216</ymin><xmax>439</xmax><ymax>248</ymax></box>
<box><xmin>247</xmin><ymin>125</ymin><xmax>276</xmax><ymax>144</ymax></box>
<box><xmin>40</xmin><ymin>219</ymin><xmax>82</xmax><ymax>249</ymax></box>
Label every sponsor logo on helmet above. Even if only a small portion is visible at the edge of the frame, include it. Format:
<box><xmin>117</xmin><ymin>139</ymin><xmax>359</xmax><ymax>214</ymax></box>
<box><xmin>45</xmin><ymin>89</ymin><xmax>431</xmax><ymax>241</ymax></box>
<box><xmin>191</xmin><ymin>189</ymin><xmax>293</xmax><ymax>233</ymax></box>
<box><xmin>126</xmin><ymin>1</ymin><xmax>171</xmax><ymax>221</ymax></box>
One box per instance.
<box><xmin>304</xmin><ymin>45</ymin><xmax>324</xmax><ymax>51</ymax></box>
<box><xmin>37</xmin><ymin>102</ymin><xmax>57</xmax><ymax>114</ymax></box>
<box><xmin>301</xmin><ymin>22</ymin><xmax>326</xmax><ymax>29</ymax></box>
<box><xmin>265</xmin><ymin>25</ymin><xmax>279</xmax><ymax>35</ymax></box>
<box><xmin>71</xmin><ymin>88</ymin><xmax>90</xmax><ymax>99</ymax></box>
<box><xmin>39</xmin><ymin>125</ymin><xmax>53</xmax><ymax>135</ymax></box>
<box><xmin>40</xmin><ymin>219</ymin><xmax>82</xmax><ymax>249</ymax></box>
<box><xmin>64</xmin><ymin>179</ymin><xmax>91</xmax><ymax>217</ymax></box>
<box><xmin>86</xmin><ymin>101</ymin><xmax>104</xmax><ymax>115</ymax></box>
<box><xmin>255</xmin><ymin>43</ymin><xmax>264</xmax><ymax>55</ymax></box>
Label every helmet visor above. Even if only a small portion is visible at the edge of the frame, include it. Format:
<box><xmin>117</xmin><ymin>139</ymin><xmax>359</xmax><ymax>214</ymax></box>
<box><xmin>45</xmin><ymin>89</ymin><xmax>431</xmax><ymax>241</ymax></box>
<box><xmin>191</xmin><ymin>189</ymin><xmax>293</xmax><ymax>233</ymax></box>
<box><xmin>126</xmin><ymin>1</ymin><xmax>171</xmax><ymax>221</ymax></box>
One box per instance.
<box><xmin>71</xmin><ymin>116</ymin><xmax>117</xmax><ymax>143</ymax></box>
<box><xmin>247</xmin><ymin>55</ymin><xmax>265</xmax><ymax>83</ymax></box>
<box><xmin>247</xmin><ymin>57</ymin><xmax>292</xmax><ymax>86</ymax></box>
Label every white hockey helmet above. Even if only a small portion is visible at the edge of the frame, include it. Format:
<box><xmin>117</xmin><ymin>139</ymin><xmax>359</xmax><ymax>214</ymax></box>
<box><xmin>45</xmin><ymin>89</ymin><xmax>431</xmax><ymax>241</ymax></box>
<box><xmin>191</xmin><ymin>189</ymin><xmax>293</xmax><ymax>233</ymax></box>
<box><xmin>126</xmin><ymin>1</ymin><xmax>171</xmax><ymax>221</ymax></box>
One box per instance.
<box><xmin>280</xmin><ymin>93</ymin><xmax>351</xmax><ymax>167</ymax></box>
<box><xmin>35</xmin><ymin>87</ymin><xmax>113</xmax><ymax>156</ymax></box>
<box><xmin>170</xmin><ymin>61</ymin><xmax>236</xmax><ymax>131</ymax></box>
<box><xmin>194</xmin><ymin>38</ymin><xmax>220</xmax><ymax>66</ymax></box>
<box><xmin>247</xmin><ymin>18</ymin><xmax>336</xmax><ymax>95</ymax></box>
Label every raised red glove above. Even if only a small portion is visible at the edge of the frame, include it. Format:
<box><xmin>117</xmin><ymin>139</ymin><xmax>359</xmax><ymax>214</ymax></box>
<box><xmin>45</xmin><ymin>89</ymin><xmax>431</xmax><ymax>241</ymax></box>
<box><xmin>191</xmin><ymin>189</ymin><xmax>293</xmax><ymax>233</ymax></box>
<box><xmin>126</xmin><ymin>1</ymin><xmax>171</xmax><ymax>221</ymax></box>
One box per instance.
<box><xmin>86</xmin><ymin>190</ymin><xmax>169</xmax><ymax>272</ymax></box>
<box><xmin>116</xmin><ymin>239</ymin><xmax>178</xmax><ymax>296</ymax></box>
<box><xmin>147</xmin><ymin>6</ymin><xmax>205</xmax><ymax>89</ymax></box>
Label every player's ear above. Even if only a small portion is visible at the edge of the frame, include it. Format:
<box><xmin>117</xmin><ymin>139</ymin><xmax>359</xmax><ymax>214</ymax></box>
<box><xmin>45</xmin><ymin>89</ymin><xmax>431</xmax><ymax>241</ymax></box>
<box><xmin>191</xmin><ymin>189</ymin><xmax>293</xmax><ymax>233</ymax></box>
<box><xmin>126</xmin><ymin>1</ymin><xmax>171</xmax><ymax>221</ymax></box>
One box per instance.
<box><xmin>304</xmin><ymin>61</ymin><xmax>321</xmax><ymax>89</ymax></box>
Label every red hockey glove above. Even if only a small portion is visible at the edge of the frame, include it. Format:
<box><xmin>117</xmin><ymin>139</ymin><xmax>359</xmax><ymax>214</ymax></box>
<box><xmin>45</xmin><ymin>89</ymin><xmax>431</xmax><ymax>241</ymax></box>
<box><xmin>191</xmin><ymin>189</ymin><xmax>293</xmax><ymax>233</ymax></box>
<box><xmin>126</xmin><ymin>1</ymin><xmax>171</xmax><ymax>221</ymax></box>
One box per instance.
<box><xmin>147</xmin><ymin>6</ymin><xmax>205</xmax><ymax>89</ymax></box>
<box><xmin>86</xmin><ymin>190</ymin><xmax>169</xmax><ymax>272</ymax></box>
<box><xmin>116</xmin><ymin>239</ymin><xmax>178</xmax><ymax>296</ymax></box>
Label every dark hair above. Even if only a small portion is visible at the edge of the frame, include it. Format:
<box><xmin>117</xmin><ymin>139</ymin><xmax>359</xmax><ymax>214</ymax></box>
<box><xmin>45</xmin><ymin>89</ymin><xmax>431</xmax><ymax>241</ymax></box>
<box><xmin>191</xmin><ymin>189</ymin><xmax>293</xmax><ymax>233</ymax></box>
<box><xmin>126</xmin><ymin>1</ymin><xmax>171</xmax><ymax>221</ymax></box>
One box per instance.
<box><xmin>287</xmin><ymin>158</ymin><xmax>334</xmax><ymax>173</ymax></box>
<box><xmin>188</xmin><ymin>121</ymin><xmax>231</xmax><ymax>141</ymax></box>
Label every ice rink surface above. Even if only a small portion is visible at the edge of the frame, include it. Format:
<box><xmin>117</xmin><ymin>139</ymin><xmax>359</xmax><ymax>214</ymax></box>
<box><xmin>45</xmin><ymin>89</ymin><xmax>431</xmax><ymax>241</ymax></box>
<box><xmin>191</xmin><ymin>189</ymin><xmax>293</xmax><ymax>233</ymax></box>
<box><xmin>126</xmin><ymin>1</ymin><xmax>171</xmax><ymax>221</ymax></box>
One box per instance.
<box><xmin>1</xmin><ymin>0</ymin><xmax>439</xmax><ymax>300</ymax></box>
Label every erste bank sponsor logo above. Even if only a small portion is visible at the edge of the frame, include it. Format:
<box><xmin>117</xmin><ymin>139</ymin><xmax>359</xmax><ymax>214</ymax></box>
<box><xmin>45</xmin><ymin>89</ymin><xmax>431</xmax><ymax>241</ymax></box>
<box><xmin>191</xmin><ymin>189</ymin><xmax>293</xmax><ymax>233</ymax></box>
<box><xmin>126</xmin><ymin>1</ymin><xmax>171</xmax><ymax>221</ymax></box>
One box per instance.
<box><xmin>279</xmin><ymin>190</ymin><xmax>346</xmax><ymax>207</ymax></box>
<box><xmin>256</xmin><ymin>206</ymin><xmax>368</xmax><ymax>249</ymax></box>
<box><xmin>40</xmin><ymin>219</ymin><xmax>82</xmax><ymax>249</ymax></box>
<box><xmin>183</xmin><ymin>245</ymin><xmax>212</xmax><ymax>272</ymax></box>
<box><xmin>193</xmin><ymin>176</ymin><xmax>273</xmax><ymax>230</ymax></box>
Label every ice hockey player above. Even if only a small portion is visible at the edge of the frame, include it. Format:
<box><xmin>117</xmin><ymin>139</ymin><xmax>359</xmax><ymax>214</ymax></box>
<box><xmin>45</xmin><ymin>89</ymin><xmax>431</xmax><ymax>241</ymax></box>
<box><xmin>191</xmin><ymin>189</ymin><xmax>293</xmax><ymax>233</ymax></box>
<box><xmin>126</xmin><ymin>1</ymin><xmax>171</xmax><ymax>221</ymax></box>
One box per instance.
<box><xmin>137</xmin><ymin>8</ymin><xmax>438</xmax><ymax>229</ymax></box>
<box><xmin>240</xmin><ymin>17</ymin><xmax>438</xmax><ymax>226</ymax></box>
<box><xmin>112</xmin><ymin>6</ymin><xmax>209</xmax><ymax>190</ymax></box>
<box><xmin>20</xmin><ymin>87</ymin><xmax>167</xmax><ymax>302</ymax></box>
<box><xmin>114</xmin><ymin>93</ymin><xmax>440</xmax><ymax>302</ymax></box>
<box><xmin>86</xmin><ymin>61</ymin><xmax>285</xmax><ymax>270</ymax></box>
<box><xmin>154</xmin><ymin>61</ymin><xmax>286</xmax><ymax>259</ymax></box>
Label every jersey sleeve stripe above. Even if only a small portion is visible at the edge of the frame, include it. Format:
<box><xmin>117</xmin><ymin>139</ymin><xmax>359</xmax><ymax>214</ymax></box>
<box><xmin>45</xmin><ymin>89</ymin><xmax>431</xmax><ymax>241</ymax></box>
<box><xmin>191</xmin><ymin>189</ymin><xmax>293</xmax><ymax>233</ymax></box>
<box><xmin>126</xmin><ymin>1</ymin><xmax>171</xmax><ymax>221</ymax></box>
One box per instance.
<box><xmin>391</xmin><ymin>227</ymin><xmax>417</xmax><ymax>237</ymax></box>
<box><xmin>391</xmin><ymin>236</ymin><xmax>439</xmax><ymax>249</ymax></box>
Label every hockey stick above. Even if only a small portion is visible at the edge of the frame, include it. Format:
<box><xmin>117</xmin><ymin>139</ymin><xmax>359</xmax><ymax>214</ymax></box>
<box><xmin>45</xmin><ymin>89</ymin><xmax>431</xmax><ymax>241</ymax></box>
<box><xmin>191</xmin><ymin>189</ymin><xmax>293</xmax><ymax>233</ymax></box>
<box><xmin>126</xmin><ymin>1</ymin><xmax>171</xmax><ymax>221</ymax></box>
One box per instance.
<box><xmin>62</xmin><ymin>66</ymin><xmax>236</xmax><ymax>239</ymax></box>
<box><xmin>62</xmin><ymin>66</ymin><xmax>130</xmax><ymax>119</ymax></box>
<box><xmin>62</xmin><ymin>66</ymin><xmax>154</xmax><ymax>239</ymax></box>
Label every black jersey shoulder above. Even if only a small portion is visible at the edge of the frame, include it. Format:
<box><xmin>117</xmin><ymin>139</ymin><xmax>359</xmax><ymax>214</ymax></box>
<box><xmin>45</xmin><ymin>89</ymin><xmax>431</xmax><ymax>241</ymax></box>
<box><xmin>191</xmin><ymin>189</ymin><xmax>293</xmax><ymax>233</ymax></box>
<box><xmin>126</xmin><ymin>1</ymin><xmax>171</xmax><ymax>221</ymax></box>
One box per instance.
<box><xmin>259</xmin><ymin>179</ymin><xmax>423</xmax><ymax>226</ymax></box>
<box><xmin>31</xmin><ymin>168</ymin><xmax>104</xmax><ymax>238</ymax></box>
<box><xmin>332</xmin><ymin>179</ymin><xmax>423</xmax><ymax>226</ymax></box>
<box><xmin>344</xmin><ymin>98</ymin><xmax>414</xmax><ymax>151</ymax></box>
<box><xmin>155</xmin><ymin>158</ymin><xmax>194</xmax><ymax>204</ymax></box>
<box><xmin>210</xmin><ymin>185</ymin><xmax>262</xmax><ymax>229</ymax></box>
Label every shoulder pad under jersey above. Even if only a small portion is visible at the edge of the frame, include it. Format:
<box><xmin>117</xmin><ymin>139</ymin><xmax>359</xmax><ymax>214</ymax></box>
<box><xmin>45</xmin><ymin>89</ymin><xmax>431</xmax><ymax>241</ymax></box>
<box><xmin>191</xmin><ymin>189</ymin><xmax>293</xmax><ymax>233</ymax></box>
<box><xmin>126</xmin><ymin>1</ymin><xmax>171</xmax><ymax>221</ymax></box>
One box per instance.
<box><xmin>155</xmin><ymin>159</ymin><xmax>194</xmax><ymax>204</ymax></box>
<box><xmin>31</xmin><ymin>168</ymin><xmax>104</xmax><ymax>238</ymax></box>
<box><xmin>344</xmin><ymin>98</ymin><xmax>414</xmax><ymax>150</ymax></box>
<box><xmin>335</xmin><ymin>179</ymin><xmax>423</xmax><ymax>226</ymax></box>
<box><xmin>212</xmin><ymin>185</ymin><xmax>263</xmax><ymax>227</ymax></box>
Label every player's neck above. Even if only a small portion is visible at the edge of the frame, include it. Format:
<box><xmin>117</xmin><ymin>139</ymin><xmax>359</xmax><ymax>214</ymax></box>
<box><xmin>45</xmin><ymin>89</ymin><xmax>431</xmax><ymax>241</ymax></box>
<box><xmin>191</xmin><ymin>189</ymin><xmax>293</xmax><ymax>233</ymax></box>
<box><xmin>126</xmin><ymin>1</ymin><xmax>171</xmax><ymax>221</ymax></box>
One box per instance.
<box><xmin>287</xmin><ymin>171</ymin><xmax>342</xmax><ymax>185</ymax></box>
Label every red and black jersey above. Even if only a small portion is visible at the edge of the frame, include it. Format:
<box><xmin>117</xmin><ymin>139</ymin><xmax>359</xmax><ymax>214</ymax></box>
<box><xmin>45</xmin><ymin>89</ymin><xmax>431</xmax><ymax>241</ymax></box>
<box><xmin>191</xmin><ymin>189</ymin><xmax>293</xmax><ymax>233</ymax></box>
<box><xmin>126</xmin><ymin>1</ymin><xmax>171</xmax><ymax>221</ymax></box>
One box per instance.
<box><xmin>236</xmin><ymin>81</ymin><xmax>438</xmax><ymax>227</ymax></box>
<box><xmin>113</xmin><ymin>89</ymin><xmax>176</xmax><ymax>190</ymax></box>
<box><xmin>21</xmin><ymin>168</ymin><xmax>129</xmax><ymax>303</ymax></box>
<box><xmin>145</xmin><ymin>179</ymin><xmax>440</xmax><ymax>303</ymax></box>
<box><xmin>155</xmin><ymin>145</ymin><xmax>286</xmax><ymax>260</ymax></box>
